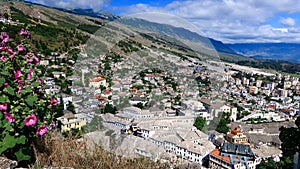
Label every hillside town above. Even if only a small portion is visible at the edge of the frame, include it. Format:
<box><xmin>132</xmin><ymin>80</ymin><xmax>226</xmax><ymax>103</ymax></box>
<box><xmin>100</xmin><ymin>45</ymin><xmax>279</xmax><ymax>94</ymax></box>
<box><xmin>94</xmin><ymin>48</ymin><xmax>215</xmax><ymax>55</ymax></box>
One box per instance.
<box><xmin>1</xmin><ymin>2</ymin><xmax>300</xmax><ymax>169</ymax></box>
<box><xmin>42</xmin><ymin>39</ymin><xmax>300</xmax><ymax>168</ymax></box>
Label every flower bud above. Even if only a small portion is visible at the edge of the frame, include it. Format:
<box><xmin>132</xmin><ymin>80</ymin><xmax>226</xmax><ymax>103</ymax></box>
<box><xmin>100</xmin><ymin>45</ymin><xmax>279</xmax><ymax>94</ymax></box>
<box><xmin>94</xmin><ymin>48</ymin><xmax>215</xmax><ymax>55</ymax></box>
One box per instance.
<box><xmin>10</xmin><ymin>129</ymin><xmax>15</xmax><ymax>132</ymax></box>
<box><xmin>15</xmin><ymin>133</ymin><xmax>19</xmax><ymax>136</ymax></box>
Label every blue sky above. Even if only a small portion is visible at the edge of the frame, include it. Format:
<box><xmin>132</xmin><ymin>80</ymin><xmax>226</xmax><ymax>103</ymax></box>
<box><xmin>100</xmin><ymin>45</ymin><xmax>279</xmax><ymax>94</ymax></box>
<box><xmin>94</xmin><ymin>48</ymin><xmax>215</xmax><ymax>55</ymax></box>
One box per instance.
<box><xmin>28</xmin><ymin>0</ymin><xmax>300</xmax><ymax>43</ymax></box>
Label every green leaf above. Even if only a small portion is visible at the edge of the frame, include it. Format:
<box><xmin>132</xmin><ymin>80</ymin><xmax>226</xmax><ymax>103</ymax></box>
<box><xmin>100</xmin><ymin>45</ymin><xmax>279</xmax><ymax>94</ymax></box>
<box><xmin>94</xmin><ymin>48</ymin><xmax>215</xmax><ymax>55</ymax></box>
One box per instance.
<box><xmin>0</xmin><ymin>134</ymin><xmax>16</xmax><ymax>154</ymax></box>
<box><xmin>1</xmin><ymin>71</ymin><xmax>9</xmax><ymax>76</ymax></box>
<box><xmin>15</xmin><ymin>135</ymin><xmax>26</xmax><ymax>145</ymax></box>
<box><xmin>32</xmin><ymin>81</ymin><xmax>40</xmax><ymax>87</ymax></box>
<box><xmin>0</xmin><ymin>77</ymin><xmax>5</xmax><ymax>86</ymax></box>
<box><xmin>14</xmin><ymin>147</ymin><xmax>32</xmax><ymax>161</ymax></box>
<box><xmin>25</xmin><ymin>95</ymin><xmax>38</xmax><ymax>107</ymax></box>
<box><xmin>0</xmin><ymin>95</ymin><xmax>10</xmax><ymax>103</ymax></box>
<box><xmin>20</xmin><ymin>86</ymin><xmax>31</xmax><ymax>95</ymax></box>
<box><xmin>4</xmin><ymin>86</ymin><xmax>15</xmax><ymax>96</ymax></box>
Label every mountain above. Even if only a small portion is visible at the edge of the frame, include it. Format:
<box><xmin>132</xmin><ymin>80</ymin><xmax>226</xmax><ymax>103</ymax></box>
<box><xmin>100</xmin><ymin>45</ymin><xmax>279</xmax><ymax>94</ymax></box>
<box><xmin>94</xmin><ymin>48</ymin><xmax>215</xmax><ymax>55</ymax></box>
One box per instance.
<box><xmin>227</xmin><ymin>43</ymin><xmax>300</xmax><ymax>63</ymax></box>
<box><xmin>116</xmin><ymin>17</ymin><xmax>241</xmax><ymax>59</ymax></box>
<box><xmin>54</xmin><ymin>8</ymin><xmax>119</xmax><ymax>21</ymax></box>
<box><xmin>8</xmin><ymin>1</ymin><xmax>300</xmax><ymax>73</ymax></box>
<box><xmin>25</xmin><ymin>1</ymin><xmax>119</xmax><ymax>20</ymax></box>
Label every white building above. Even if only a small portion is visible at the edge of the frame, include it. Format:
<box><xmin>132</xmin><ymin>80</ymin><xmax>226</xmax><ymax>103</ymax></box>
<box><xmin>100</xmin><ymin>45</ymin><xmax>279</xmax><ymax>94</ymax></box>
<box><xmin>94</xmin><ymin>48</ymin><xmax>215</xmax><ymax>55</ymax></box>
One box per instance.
<box><xmin>89</xmin><ymin>77</ymin><xmax>107</xmax><ymax>88</ymax></box>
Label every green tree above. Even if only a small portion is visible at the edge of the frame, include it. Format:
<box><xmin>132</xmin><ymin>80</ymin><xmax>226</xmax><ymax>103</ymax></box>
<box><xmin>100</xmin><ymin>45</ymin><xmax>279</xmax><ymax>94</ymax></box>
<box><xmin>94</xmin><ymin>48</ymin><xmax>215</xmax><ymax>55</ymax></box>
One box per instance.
<box><xmin>194</xmin><ymin>116</ymin><xmax>207</xmax><ymax>132</ymax></box>
<box><xmin>54</xmin><ymin>96</ymin><xmax>64</xmax><ymax>118</ymax></box>
<box><xmin>83</xmin><ymin>116</ymin><xmax>103</xmax><ymax>132</ymax></box>
<box><xmin>67</xmin><ymin>101</ymin><xmax>75</xmax><ymax>113</ymax></box>
<box><xmin>215</xmin><ymin>112</ymin><xmax>231</xmax><ymax>134</ymax></box>
<box><xmin>99</xmin><ymin>85</ymin><xmax>106</xmax><ymax>91</ymax></box>
<box><xmin>4</xmin><ymin>13</ymin><xmax>8</xmax><ymax>20</ymax></box>
<box><xmin>134</xmin><ymin>102</ymin><xmax>144</xmax><ymax>109</ymax></box>
<box><xmin>278</xmin><ymin>116</ymin><xmax>300</xmax><ymax>168</ymax></box>
<box><xmin>103</xmin><ymin>104</ymin><xmax>117</xmax><ymax>114</ymax></box>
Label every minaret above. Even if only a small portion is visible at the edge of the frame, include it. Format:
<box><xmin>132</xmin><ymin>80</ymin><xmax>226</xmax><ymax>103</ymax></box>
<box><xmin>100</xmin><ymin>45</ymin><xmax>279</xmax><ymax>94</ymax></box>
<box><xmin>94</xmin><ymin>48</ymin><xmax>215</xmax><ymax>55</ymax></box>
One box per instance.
<box><xmin>7</xmin><ymin>6</ymin><xmax>11</xmax><ymax>21</ymax></box>
<box><xmin>38</xmin><ymin>9</ymin><xmax>41</xmax><ymax>24</ymax></box>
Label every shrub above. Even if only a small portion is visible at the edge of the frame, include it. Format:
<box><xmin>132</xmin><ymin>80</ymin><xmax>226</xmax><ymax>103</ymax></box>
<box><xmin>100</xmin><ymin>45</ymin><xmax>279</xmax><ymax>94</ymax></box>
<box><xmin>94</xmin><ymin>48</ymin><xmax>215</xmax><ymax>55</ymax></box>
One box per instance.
<box><xmin>0</xmin><ymin>29</ymin><xmax>57</xmax><ymax>165</ymax></box>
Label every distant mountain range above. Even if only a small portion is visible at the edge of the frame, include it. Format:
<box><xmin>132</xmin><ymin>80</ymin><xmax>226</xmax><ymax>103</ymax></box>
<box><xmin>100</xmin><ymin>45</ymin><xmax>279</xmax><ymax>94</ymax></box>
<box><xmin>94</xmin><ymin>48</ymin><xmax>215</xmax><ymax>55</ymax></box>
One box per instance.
<box><xmin>54</xmin><ymin>8</ymin><xmax>300</xmax><ymax>63</ymax></box>
<box><xmin>226</xmin><ymin>43</ymin><xmax>300</xmax><ymax>63</ymax></box>
<box><xmin>39</xmin><ymin>5</ymin><xmax>297</xmax><ymax>63</ymax></box>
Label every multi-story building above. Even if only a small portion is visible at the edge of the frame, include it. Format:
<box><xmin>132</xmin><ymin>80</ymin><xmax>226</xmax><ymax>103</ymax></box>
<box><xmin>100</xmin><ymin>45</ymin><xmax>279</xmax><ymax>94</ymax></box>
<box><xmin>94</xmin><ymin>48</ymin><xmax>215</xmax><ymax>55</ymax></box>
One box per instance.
<box><xmin>225</xmin><ymin>126</ymin><xmax>249</xmax><ymax>145</ymax></box>
<box><xmin>89</xmin><ymin>77</ymin><xmax>107</xmax><ymax>88</ymax></box>
<box><xmin>57</xmin><ymin>110</ymin><xmax>87</xmax><ymax>132</ymax></box>
<box><xmin>209</xmin><ymin>142</ymin><xmax>260</xmax><ymax>169</ymax></box>
<box><xmin>248</xmin><ymin>86</ymin><xmax>259</xmax><ymax>95</ymax></box>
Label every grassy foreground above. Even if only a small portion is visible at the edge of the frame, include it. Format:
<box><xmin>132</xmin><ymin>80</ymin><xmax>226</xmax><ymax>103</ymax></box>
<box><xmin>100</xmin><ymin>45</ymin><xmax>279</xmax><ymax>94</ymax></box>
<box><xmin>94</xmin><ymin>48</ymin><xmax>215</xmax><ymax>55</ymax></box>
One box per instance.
<box><xmin>31</xmin><ymin>132</ymin><xmax>169</xmax><ymax>169</ymax></box>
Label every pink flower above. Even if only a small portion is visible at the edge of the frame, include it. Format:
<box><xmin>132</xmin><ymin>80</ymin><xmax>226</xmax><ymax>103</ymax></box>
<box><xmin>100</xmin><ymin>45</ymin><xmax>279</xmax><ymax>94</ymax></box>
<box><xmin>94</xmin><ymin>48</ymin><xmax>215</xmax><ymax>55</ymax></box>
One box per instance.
<box><xmin>14</xmin><ymin>69</ymin><xmax>21</xmax><ymax>80</ymax></box>
<box><xmin>4</xmin><ymin>112</ymin><xmax>14</xmax><ymax>123</ymax></box>
<box><xmin>36</xmin><ymin>125</ymin><xmax>48</xmax><ymax>136</ymax></box>
<box><xmin>0</xmin><ymin>46</ymin><xmax>7</xmax><ymax>51</ymax></box>
<box><xmin>7</xmin><ymin>48</ymin><xmax>15</xmax><ymax>55</ymax></box>
<box><xmin>24</xmin><ymin>114</ymin><xmax>37</xmax><ymax>126</ymax></box>
<box><xmin>49</xmin><ymin>97</ymin><xmax>58</xmax><ymax>107</ymax></box>
<box><xmin>1</xmin><ymin>32</ymin><xmax>9</xmax><ymax>43</ymax></box>
<box><xmin>25</xmin><ymin>32</ymin><xmax>31</xmax><ymax>39</ymax></box>
<box><xmin>37</xmin><ymin>78</ymin><xmax>42</xmax><ymax>84</ymax></box>
<box><xmin>17</xmin><ymin>44</ymin><xmax>24</xmax><ymax>51</ymax></box>
<box><xmin>10</xmin><ymin>54</ymin><xmax>15</xmax><ymax>60</ymax></box>
<box><xmin>26</xmin><ymin>52</ymin><xmax>38</xmax><ymax>64</ymax></box>
<box><xmin>27</xmin><ymin>68</ymin><xmax>33</xmax><ymax>80</ymax></box>
<box><xmin>20</xmin><ymin>28</ymin><xmax>30</xmax><ymax>38</ymax></box>
<box><xmin>20</xmin><ymin>28</ymin><xmax>26</xmax><ymax>35</ymax></box>
<box><xmin>50</xmin><ymin>122</ymin><xmax>56</xmax><ymax>129</ymax></box>
<box><xmin>3</xmin><ymin>82</ymin><xmax>9</xmax><ymax>87</ymax></box>
<box><xmin>0</xmin><ymin>55</ymin><xmax>6</xmax><ymax>61</ymax></box>
<box><xmin>0</xmin><ymin>103</ymin><xmax>8</xmax><ymax>111</ymax></box>
<box><xmin>16</xmin><ymin>86</ymin><xmax>23</xmax><ymax>94</ymax></box>
<box><xmin>33</xmin><ymin>56</ymin><xmax>39</xmax><ymax>64</ymax></box>
<box><xmin>26</xmin><ymin>57</ymin><xmax>33</xmax><ymax>64</ymax></box>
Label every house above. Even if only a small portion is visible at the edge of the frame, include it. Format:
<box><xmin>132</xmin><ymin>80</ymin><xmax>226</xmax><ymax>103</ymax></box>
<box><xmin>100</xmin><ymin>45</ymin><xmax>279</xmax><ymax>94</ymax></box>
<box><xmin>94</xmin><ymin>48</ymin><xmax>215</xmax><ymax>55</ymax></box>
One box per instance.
<box><xmin>39</xmin><ymin>60</ymin><xmax>49</xmax><ymax>66</ymax></box>
<box><xmin>89</xmin><ymin>77</ymin><xmax>107</xmax><ymax>88</ymax></box>
<box><xmin>122</xmin><ymin>107</ymin><xmax>154</xmax><ymax>119</ymax></box>
<box><xmin>58</xmin><ymin>93</ymin><xmax>73</xmax><ymax>110</ymax></box>
<box><xmin>225</xmin><ymin>126</ymin><xmax>249</xmax><ymax>145</ymax></box>
<box><xmin>44</xmin><ymin>77</ymin><xmax>55</xmax><ymax>86</ymax></box>
<box><xmin>52</xmin><ymin>71</ymin><xmax>66</xmax><ymax>78</ymax></box>
<box><xmin>248</xmin><ymin>86</ymin><xmax>259</xmax><ymax>95</ymax></box>
<box><xmin>209</xmin><ymin>142</ymin><xmax>260</xmax><ymax>169</ymax></box>
<box><xmin>201</xmin><ymin>99</ymin><xmax>237</xmax><ymax>121</ymax></box>
<box><xmin>129</xmin><ymin>96</ymin><xmax>147</xmax><ymax>105</ymax></box>
<box><xmin>57</xmin><ymin>110</ymin><xmax>87</xmax><ymax>132</ymax></box>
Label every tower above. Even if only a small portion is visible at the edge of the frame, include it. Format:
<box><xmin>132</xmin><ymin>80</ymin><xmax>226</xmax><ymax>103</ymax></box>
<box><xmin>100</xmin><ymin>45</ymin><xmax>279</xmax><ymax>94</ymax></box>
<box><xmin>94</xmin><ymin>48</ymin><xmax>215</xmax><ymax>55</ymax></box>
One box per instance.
<box><xmin>7</xmin><ymin>7</ymin><xmax>11</xmax><ymax>21</ymax></box>
<box><xmin>38</xmin><ymin>9</ymin><xmax>41</xmax><ymax>23</ymax></box>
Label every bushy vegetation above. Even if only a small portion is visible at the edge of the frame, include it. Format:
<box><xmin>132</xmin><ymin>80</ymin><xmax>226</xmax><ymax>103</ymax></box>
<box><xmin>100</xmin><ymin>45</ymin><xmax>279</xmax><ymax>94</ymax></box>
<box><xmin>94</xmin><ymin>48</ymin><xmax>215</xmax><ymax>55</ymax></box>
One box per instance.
<box><xmin>0</xmin><ymin>29</ymin><xmax>57</xmax><ymax>166</ymax></box>
<box><xmin>258</xmin><ymin>117</ymin><xmax>300</xmax><ymax>168</ymax></box>
<box><xmin>33</xmin><ymin>133</ymin><xmax>168</xmax><ymax>169</ymax></box>
<box><xmin>77</xmin><ymin>24</ymin><xmax>101</xmax><ymax>34</ymax></box>
<box><xmin>194</xmin><ymin>116</ymin><xmax>207</xmax><ymax>132</ymax></box>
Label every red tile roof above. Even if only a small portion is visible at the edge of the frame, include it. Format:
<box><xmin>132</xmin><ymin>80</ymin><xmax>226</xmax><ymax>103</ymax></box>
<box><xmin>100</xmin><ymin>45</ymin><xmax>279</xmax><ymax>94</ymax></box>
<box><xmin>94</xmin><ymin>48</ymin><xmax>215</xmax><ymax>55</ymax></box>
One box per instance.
<box><xmin>90</xmin><ymin>77</ymin><xmax>105</xmax><ymax>82</ymax></box>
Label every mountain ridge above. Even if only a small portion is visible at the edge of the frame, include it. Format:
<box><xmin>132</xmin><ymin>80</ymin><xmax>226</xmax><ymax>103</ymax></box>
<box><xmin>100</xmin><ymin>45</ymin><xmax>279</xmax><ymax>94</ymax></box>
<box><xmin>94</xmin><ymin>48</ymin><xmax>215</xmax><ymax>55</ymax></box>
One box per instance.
<box><xmin>227</xmin><ymin>42</ymin><xmax>300</xmax><ymax>63</ymax></box>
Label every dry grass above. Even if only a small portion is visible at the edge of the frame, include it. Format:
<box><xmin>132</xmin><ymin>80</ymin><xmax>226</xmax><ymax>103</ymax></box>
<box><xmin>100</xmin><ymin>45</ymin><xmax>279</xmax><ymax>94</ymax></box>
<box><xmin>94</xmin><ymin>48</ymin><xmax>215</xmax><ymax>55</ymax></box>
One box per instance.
<box><xmin>32</xmin><ymin>132</ymin><xmax>169</xmax><ymax>169</ymax></box>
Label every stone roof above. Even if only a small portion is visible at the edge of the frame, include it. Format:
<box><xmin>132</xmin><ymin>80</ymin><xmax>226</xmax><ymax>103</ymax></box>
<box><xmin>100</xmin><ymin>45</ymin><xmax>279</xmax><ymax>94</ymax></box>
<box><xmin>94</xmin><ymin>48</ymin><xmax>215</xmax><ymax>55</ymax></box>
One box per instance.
<box><xmin>220</xmin><ymin>142</ymin><xmax>254</xmax><ymax>157</ymax></box>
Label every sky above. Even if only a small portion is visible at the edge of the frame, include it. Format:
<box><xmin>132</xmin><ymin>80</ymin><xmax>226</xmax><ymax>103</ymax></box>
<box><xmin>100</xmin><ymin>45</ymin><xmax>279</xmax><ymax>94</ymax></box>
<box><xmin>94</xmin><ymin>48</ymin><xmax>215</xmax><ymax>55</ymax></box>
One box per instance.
<box><xmin>28</xmin><ymin>0</ymin><xmax>300</xmax><ymax>44</ymax></box>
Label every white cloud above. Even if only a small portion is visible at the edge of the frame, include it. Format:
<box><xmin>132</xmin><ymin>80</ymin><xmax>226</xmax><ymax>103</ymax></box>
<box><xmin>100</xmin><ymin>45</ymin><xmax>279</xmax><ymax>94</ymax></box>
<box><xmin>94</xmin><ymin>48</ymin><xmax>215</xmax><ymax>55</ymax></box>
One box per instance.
<box><xmin>120</xmin><ymin>0</ymin><xmax>300</xmax><ymax>43</ymax></box>
<box><xmin>31</xmin><ymin>0</ymin><xmax>110</xmax><ymax>11</ymax></box>
<box><xmin>280</xmin><ymin>17</ymin><xmax>296</xmax><ymax>27</ymax></box>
